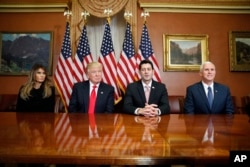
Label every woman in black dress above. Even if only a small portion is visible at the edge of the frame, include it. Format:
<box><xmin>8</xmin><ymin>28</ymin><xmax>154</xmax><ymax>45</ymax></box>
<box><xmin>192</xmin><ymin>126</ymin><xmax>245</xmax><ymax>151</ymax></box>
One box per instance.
<box><xmin>16</xmin><ymin>63</ymin><xmax>55</xmax><ymax>112</ymax></box>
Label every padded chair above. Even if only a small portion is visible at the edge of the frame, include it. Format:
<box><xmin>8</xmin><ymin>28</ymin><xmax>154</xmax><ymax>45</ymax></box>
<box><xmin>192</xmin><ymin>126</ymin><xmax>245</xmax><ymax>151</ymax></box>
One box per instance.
<box><xmin>241</xmin><ymin>96</ymin><xmax>250</xmax><ymax>114</ymax></box>
<box><xmin>168</xmin><ymin>96</ymin><xmax>185</xmax><ymax>114</ymax></box>
<box><xmin>231</xmin><ymin>96</ymin><xmax>241</xmax><ymax>114</ymax></box>
<box><xmin>0</xmin><ymin>94</ymin><xmax>18</xmax><ymax>111</ymax></box>
<box><xmin>54</xmin><ymin>95</ymin><xmax>66</xmax><ymax>113</ymax></box>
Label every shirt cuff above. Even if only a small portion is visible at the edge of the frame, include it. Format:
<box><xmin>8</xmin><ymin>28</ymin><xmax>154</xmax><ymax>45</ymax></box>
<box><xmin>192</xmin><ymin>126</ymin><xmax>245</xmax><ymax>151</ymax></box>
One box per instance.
<box><xmin>135</xmin><ymin>108</ymin><xmax>140</xmax><ymax>115</ymax></box>
<box><xmin>158</xmin><ymin>109</ymin><xmax>161</xmax><ymax>115</ymax></box>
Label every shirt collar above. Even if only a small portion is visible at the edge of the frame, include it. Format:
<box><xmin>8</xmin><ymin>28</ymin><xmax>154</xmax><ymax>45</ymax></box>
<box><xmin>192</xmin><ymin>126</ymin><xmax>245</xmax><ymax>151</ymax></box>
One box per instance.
<box><xmin>89</xmin><ymin>81</ymin><xmax>100</xmax><ymax>88</ymax></box>
<box><xmin>141</xmin><ymin>80</ymin><xmax>152</xmax><ymax>88</ymax></box>
<box><xmin>201</xmin><ymin>81</ymin><xmax>214</xmax><ymax>90</ymax></box>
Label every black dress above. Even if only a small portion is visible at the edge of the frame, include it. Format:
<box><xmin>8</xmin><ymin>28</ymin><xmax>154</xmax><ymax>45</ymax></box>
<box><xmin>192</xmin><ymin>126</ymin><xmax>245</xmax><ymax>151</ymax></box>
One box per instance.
<box><xmin>16</xmin><ymin>86</ymin><xmax>55</xmax><ymax>112</ymax></box>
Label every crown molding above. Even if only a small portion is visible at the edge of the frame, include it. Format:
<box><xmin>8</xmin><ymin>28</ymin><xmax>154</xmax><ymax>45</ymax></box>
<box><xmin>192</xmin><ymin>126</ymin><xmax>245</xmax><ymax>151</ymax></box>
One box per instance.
<box><xmin>0</xmin><ymin>3</ymin><xmax>68</xmax><ymax>12</ymax></box>
<box><xmin>139</xmin><ymin>3</ymin><xmax>250</xmax><ymax>14</ymax></box>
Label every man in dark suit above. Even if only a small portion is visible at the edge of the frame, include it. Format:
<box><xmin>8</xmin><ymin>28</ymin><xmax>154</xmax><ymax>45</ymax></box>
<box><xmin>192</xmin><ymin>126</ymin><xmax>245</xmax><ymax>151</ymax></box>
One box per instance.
<box><xmin>184</xmin><ymin>61</ymin><xmax>234</xmax><ymax>114</ymax></box>
<box><xmin>123</xmin><ymin>60</ymin><xmax>170</xmax><ymax>116</ymax></box>
<box><xmin>68</xmin><ymin>62</ymin><xmax>114</xmax><ymax>113</ymax></box>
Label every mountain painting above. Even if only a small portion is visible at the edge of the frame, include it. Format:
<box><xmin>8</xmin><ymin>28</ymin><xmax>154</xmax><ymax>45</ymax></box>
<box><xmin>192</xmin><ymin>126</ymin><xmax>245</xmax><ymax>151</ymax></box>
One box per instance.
<box><xmin>0</xmin><ymin>32</ymin><xmax>53</xmax><ymax>75</ymax></box>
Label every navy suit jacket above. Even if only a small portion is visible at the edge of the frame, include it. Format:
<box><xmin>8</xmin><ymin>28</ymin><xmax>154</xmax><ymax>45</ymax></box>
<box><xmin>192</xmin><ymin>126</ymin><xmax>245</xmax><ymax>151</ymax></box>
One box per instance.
<box><xmin>68</xmin><ymin>81</ymin><xmax>114</xmax><ymax>113</ymax></box>
<box><xmin>184</xmin><ymin>82</ymin><xmax>234</xmax><ymax>114</ymax></box>
<box><xmin>123</xmin><ymin>80</ymin><xmax>170</xmax><ymax>115</ymax></box>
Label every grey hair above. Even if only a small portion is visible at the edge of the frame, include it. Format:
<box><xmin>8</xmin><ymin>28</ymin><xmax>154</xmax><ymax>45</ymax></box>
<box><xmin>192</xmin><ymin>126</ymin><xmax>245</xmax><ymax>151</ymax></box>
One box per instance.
<box><xmin>199</xmin><ymin>61</ymin><xmax>215</xmax><ymax>72</ymax></box>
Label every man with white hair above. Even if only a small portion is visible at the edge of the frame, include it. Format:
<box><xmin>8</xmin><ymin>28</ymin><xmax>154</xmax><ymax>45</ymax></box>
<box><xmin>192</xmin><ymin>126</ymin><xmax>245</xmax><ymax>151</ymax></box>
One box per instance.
<box><xmin>184</xmin><ymin>61</ymin><xmax>234</xmax><ymax>114</ymax></box>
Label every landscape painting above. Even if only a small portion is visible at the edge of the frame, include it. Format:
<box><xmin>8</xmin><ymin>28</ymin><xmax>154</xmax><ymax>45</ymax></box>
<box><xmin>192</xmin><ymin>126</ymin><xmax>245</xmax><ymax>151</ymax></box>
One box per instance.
<box><xmin>0</xmin><ymin>32</ymin><xmax>53</xmax><ymax>75</ymax></box>
<box><xmin>163</xmin><ymin>34</ymin><xmax>209</xmax><ymax>71</ymax></box>
<box><xmin>229</xmin><ymin>31</ymin><xmax>250</xmax><ymax>71</ymax></box>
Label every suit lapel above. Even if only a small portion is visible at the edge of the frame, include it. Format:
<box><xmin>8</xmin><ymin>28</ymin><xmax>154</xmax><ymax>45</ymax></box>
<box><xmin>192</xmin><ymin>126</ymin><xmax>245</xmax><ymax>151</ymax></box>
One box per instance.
<box><xmin>84</xmin><ymin>81</ymin><xmax>90</xmax><ymax>112</ymax></box>
<box><xmin>148</xmin><ymin>81</ymin><xmax>156</xmax><ymax>103</ymax></box>
<box><xmin>198</xmin><ymin>82</ymin><xmax>211</xmax><ymax>111</ymax></box>
<box><xmin>137</xmin><ymin>81</ymin><xmax>147</xmax><ymax>103</ymax></box>
<box><xmin>96</xmin><ymin>82</ymin><xmax>103</xmax><ymax>102</ymax></box>
<box><xmin>212</xmin><ymin>83</ymin><xmax>219</xmax><ymax>110</ymax></box>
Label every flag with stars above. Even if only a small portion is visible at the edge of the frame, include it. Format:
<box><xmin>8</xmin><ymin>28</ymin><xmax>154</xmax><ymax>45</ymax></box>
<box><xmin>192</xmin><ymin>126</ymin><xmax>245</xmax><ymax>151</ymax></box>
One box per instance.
<box><xmin>54</xmin><ymin>22</ymin><xmax>74</xmax><ymax>111</ymax></box>
<box><xmin>74</xmin><ymin>25</ymin><xmax>93</xmax><ymax>82</ymax></box>
<box><xmin>98</xmin><ymin>21</ymin><xmax>122</xmax><ymax>103</ymax></box>
<box><xmin>117</xmin><ymin>22</ymin><xmax>137</xmax><ymax>93</ymax></box>
<box><xmin>135</xmin><ymin>24</ymin><xmax>161</xmax><ymax>82</ymax></box>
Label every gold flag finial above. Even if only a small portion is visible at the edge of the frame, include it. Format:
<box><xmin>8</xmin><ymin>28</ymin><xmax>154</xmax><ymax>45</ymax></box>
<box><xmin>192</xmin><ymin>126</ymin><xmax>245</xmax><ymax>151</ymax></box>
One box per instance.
<box><xmin>81</xmin><ymin>10</ymin><xmax>90</xmax><ymax>24</ymax></box>
<box><xmin>64</xmin><ymin>8</ymin><xmax>72</xmax><ymax>21</ymax></box>
<box><xmin>124</xmin><ymin>11</ymin><xmax>132</xmax><ymax>23</ymax></box>
<box><xmin>104</xmin><ymin>9</ymin><xmax>112</xmax><ymax>24</ymax></box>
<box><xmin>141</xmin><ymin>11</ymin><xmax>149</xmax><ymax>24</ymax></box>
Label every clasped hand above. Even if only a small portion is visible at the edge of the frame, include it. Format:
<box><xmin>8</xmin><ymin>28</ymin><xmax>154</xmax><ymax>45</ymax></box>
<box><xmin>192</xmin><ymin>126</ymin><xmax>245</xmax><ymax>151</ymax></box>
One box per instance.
<box><xmin>138</xmin><ymin>103</ymin><xmax>159</xmax><ymax>117</ymax></box>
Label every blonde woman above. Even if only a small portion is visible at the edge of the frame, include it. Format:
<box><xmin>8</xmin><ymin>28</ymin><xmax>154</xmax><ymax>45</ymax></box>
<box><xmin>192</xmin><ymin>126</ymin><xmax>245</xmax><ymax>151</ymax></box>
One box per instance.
<box><xmin>16</xmin><ymin>63</ymin><xmax>55</xmax><ymax>112</ymax></box>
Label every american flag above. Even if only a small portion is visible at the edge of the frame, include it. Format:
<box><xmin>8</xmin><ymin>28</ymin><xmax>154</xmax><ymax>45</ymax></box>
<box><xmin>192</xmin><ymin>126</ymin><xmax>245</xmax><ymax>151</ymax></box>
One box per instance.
<box><xmin>117</xmin><ymin>22</ymin><xmax>137</xmax><ymax>93</ymax></box>
<box><xmin>73</xmin><ymin>25</ymin><xmax>93</xmax><ymax>82</ymax></box>
<box><xmin>135</xmin><ymin>24</ymin><xmax>161</xmax><ymax>82</ymax></box>
<box><xmin>98</xmin><ymin>21</ymin><xmax>122</xmax><ymax>103</ymax></box>
<box><xmin>54</xmin><ymin>22</ymin><xmax>74</xmax><ymax>111</ymax></box>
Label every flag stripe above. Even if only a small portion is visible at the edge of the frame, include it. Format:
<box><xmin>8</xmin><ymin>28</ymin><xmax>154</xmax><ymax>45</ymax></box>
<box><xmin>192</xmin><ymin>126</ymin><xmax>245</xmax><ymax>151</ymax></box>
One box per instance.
<box><xmin>117</xmin><ymin>22</ymin><xmax>137</xmax><ymax>93</ymax></box>
<box><xmin>54</xmin><ymin>22</ymin><xmax>75</xmax><ymax>109</ymax></box>
<box><xmin>136</xmin><ymin>24</ymin><xmax>161</xmax><ymax>82</ymax></box>
<box><xmin>98</xmin><ymin>21</ymin><xmax>122</xmax><ymax>103</ymax></box>
<box><xmin>74</xmin><ymin>25</ymin><xmax>93</xmax><ymax>82</ymax></box>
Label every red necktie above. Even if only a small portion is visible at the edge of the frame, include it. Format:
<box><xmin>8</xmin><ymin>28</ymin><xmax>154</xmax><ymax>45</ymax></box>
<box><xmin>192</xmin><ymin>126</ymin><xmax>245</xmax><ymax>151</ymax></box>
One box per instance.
<box><xmin>88</xmin><ymin>85</ymin><xmax>97</xmax><ymax>113</ymax></box>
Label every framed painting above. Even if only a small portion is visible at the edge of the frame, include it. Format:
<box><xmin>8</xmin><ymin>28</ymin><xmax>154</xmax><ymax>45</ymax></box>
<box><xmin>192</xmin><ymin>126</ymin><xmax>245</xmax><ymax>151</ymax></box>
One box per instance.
<box><xmin>0</xmin><ymin>32</ymin><xmax>53</xmax><ymax>75</ymax></box>
<box><xmin>163</xmin><ymin>34</ymin><xmax>209</xmax><ymax>71</ymax></box>
<box><xmin>229</xmin><ymin>31</ymin><xmax>250</xmax><ymax>71</ymax></box>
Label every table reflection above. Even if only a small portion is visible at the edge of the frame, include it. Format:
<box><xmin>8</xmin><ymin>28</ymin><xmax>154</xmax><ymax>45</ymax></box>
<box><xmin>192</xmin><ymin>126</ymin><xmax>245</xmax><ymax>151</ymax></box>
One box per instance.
<box><xmin>53</xmin><ymin>113</ymin><xmax>167</xmax><ymax>156</ymax></box>
<box><xmin>16</xmin><ymin>112</ymin><xmax>54</xmax><ymax>153</ymax></box>
<box><xmin>182</xmin><ymin>115</ymin><xmax>233</xmax><ymax>157</ymax></box>
<box><xmin>1</xmin><ymin>112</ymin><xmax>250</xmax><ymax>165</ymax></box>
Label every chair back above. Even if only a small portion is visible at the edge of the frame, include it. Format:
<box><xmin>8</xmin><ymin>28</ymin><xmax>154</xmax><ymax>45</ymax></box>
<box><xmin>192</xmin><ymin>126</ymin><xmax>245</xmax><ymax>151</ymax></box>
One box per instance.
<box><xmin>168</xmin><ymin>96</ymin><xmax>185</xmax><ymax>114</ymax></box>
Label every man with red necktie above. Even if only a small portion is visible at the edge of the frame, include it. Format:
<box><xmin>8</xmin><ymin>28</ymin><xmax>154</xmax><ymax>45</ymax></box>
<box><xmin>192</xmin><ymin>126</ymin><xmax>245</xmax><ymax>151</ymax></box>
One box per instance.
<box><xmin>68</xmin><ymin>62</ymin><xmax>114</xmax><ymax>113</ymax></box>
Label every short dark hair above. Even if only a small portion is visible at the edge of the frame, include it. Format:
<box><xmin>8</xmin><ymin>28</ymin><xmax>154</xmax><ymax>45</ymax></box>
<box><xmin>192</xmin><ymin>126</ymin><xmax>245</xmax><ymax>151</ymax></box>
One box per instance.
<box><xmin>139</xmin><ymin>59</ymin><xmax>154</xmax><ymax>70</ymax></box>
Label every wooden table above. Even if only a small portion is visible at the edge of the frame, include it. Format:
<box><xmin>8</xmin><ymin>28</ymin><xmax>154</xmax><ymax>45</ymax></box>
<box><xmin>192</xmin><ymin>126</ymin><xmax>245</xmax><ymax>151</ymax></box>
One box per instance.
<box><xmin>0</xmin><ymin>112</ymin><xmax>249</xmax><ymax>166</ymax></box>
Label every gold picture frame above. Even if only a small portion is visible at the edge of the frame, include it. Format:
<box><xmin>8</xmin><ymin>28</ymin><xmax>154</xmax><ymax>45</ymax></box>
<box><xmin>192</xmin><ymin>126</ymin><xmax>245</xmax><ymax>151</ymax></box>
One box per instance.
<box><xmin>229</xmin><ymin>31</ymin><xmax>250</xmax><ymax>71</ymax></box>
<box><xmin>163</xmin><ymin>34</ymin><xmax>209</xmax><ymax>71</ymax></box>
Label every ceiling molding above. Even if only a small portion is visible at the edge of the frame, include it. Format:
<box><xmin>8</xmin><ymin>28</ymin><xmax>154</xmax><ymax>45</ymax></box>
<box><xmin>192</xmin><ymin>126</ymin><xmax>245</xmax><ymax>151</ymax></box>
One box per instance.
<box><xmin>139</xmin><ymin>3</ymin><xmax>250</xmax><ymax>14</ymax></box>
<box><xmin>0</xmin><ymin>3</ymin><xmax>68</xmax><ymax>12</ymax></box>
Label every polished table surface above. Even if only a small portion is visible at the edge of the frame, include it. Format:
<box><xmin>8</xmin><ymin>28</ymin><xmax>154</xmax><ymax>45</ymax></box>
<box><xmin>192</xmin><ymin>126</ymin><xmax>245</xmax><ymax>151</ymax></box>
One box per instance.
<box><xmin>0</xmin><ymin>112</ymin><xmax>249</xmax><ymax>165</ymax></box>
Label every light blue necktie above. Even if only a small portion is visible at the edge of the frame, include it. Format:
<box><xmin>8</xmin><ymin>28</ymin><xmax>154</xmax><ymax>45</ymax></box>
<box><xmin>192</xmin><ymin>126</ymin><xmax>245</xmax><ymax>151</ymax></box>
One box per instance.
<box><xmin>207</xmin><ymin>86</ymin><xmax>213</xmax><ymax>109</ymax></box>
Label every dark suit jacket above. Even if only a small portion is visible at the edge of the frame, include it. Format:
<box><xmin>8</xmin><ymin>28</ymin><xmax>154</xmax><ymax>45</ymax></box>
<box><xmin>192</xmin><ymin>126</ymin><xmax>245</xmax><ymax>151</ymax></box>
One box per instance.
<box><xmin>184</xmin><ymin>81</ymin><xmax>234</xmax><ymax>114</ymax></box>
<box><xmin>123</xmin><ymin>80</ymin><xmax>170</xmax><ymax>115</ymax></box>
<box><xmin>68</xmin><ymin>81</ymin><xmax>114</xmax><ymax>113</ymax></box>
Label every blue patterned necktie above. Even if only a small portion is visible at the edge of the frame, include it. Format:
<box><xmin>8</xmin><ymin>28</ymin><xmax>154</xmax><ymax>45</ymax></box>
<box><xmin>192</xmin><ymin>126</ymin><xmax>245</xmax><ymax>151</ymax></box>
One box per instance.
<box><xmin>207</xmin><ymin>86</ymin><xmax>213</xmax><ymax>109</ymax></box>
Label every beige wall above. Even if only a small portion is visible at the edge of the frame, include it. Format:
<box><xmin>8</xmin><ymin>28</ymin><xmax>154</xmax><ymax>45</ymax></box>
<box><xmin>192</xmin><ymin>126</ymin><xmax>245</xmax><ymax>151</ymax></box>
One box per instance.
<box><xmin>0</xmin><ymin>2</ymin><xmax>250</xmax><ymax>108</ymax></box>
